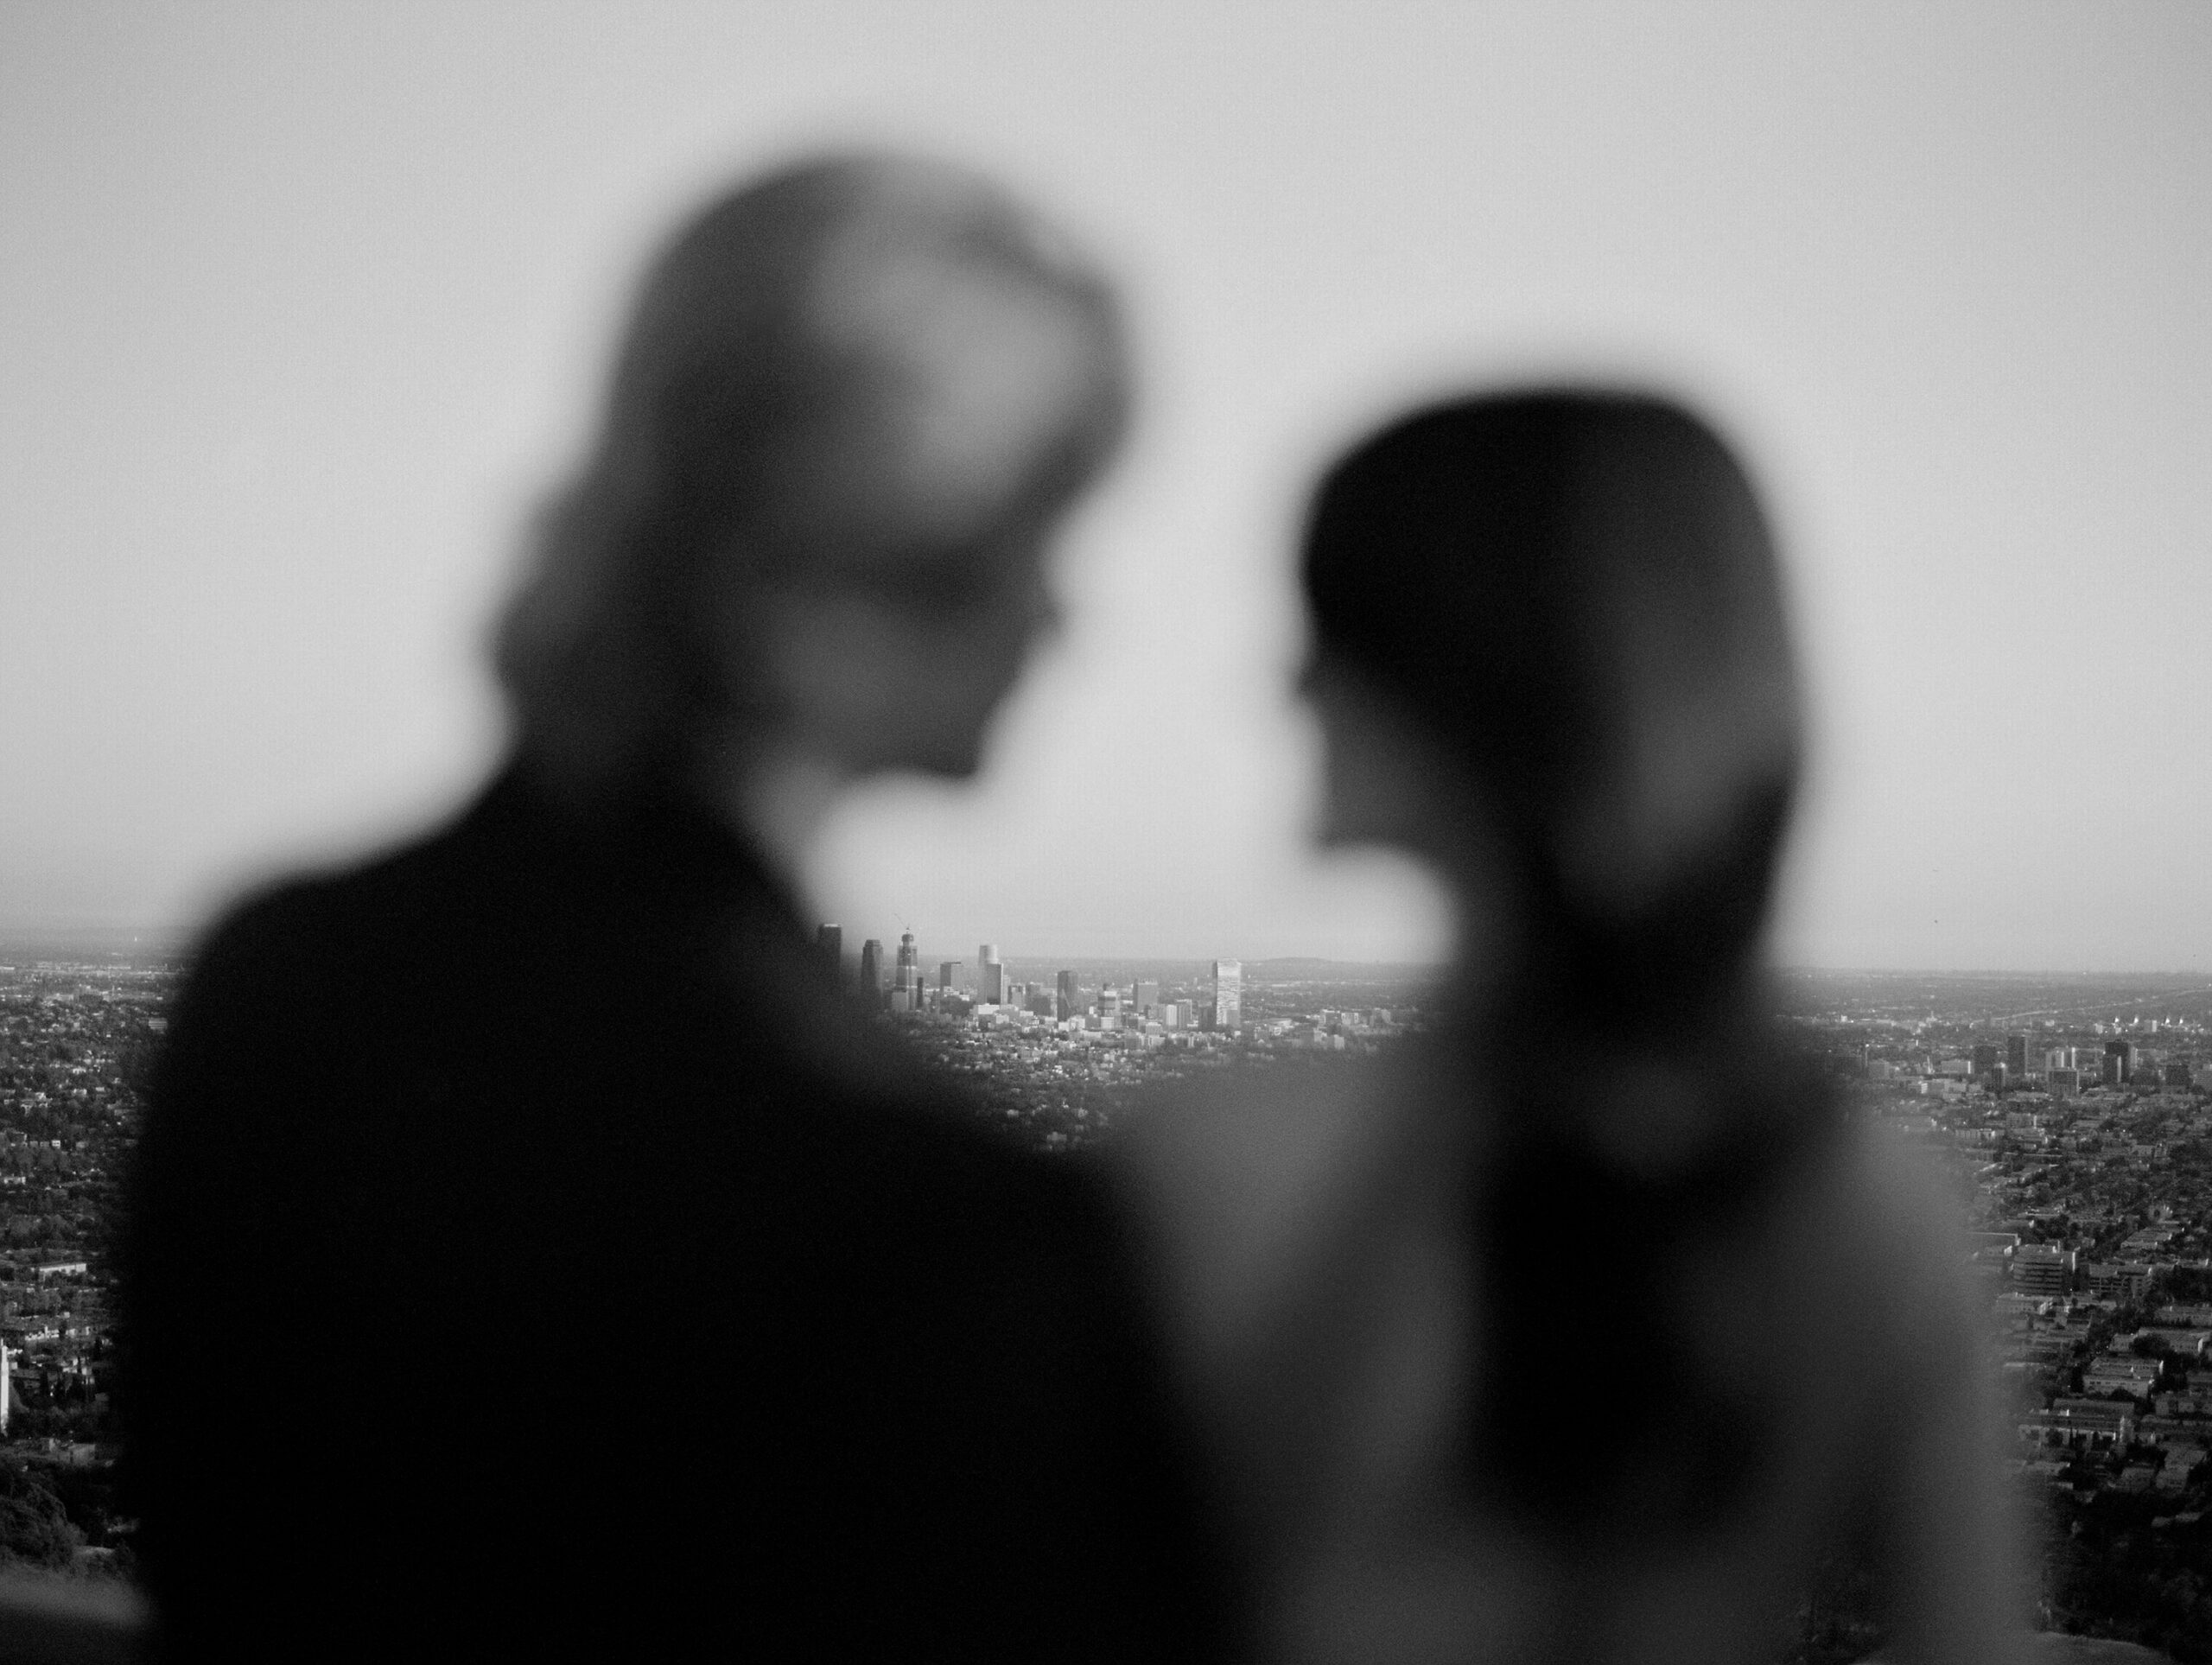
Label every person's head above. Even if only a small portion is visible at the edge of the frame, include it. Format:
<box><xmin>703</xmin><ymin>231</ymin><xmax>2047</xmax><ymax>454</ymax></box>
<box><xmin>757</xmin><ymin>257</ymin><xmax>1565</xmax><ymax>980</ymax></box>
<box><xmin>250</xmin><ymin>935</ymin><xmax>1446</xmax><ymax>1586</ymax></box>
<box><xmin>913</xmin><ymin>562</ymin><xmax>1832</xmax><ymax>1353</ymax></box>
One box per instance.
<box><xmin>493</xmin><ymin>152</ymin><xmax>1129</xmax><ymax>809</ymax></box>
<box><xmin>1300</xmin><ymin>389</ymin><xmax>1800</xmax><ymax>1039</ymax></box>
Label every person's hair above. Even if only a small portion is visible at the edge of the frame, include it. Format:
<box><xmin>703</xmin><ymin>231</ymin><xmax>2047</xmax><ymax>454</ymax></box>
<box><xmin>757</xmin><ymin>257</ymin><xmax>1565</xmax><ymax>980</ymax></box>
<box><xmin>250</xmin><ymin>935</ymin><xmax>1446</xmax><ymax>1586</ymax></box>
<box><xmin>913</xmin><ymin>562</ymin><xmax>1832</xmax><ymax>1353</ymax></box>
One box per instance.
<box><xmin>492</xmin><ymin>151</ymin><xmax>1128</xmax><ymax>787</ymax></box>
<box><xmin>1302</xmin><ymin>388</ymin><xmax>1826</xmax><ymax>1528</ymax></box>
<box><xmin>1304</xmin><ymin>388</ymin><xmax>1801</xmax><ymax>1037</ymax></box>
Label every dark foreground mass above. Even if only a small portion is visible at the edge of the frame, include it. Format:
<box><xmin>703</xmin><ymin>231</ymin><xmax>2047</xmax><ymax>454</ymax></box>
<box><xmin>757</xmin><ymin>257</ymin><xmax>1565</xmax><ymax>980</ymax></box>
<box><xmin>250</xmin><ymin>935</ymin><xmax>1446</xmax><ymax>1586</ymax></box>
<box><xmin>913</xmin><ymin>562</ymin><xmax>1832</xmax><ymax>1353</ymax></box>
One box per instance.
<box><xmin>7</xmin><ymin>950</ymin><xmax>2212</xmax><ymax>1657</ymax></box>
<box><xmin>119</xmin><ymin>769</ymin><xmax>1223</xmax><ymax>1662</ymax></box>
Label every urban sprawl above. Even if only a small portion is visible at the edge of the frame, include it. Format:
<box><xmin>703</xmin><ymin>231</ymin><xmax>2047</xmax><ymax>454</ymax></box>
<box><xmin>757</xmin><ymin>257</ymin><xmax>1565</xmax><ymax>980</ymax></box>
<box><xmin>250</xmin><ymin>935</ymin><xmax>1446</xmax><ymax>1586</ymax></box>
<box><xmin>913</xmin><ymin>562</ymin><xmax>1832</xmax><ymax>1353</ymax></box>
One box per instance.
<box><xmin>812</xmin><ymin>927</ymin><xmax>1419</xmax><ymax>1146</ymax></box>
<box><xmin>1789</xmin><ymin>971</ymin><xmax>2212</xmax><ymax>1657</ymax></box>
<box><xmin>7</xmin><ymin>957</ymin><xmax>2212</xmax><ymax>1653</ymax></box>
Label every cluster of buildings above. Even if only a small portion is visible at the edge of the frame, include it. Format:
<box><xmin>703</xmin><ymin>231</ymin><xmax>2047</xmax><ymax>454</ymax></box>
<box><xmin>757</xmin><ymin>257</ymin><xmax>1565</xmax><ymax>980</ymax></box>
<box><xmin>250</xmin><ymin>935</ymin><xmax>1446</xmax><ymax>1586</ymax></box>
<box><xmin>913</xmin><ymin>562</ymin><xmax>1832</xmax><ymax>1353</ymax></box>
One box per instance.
<box><xmin>1789</xmin><ymin>988</ymin><xmax>2212</xmax><ymax>1509</ymax></box>
<box><xmin>0</xmin><ymin>963</ymin><xmax>156</xmax><ymax>1486</ymax></box>
<box><xmin>1868</xmin><ymin>1031</ymin><xmax>2196</xmax><ymax>1097</ymax></box>
<box><xmin>817</xmin><ymin>926</ymin><xmax>1249</xmax><ymax>1034</ymax></box>
<box><xmin>1997</xmin><ymin>1275</ymin><xmax>2212</xmax><ymax>1497</ymax></box>
<box><xmin>798</xmin><ymin>932</ymin><xmax>1424</xmax><ymax>1148</ymax></box>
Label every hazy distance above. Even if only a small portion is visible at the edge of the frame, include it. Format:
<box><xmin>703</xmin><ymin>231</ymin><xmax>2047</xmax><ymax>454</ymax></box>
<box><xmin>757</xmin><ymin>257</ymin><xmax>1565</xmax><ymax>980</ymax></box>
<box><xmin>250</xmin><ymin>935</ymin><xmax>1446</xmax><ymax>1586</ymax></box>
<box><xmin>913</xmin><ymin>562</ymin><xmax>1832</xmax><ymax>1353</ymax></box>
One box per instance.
<box><xmin>3</xmin><ymin>3</ymin><xmax>2208</xmax><ymax>970</ymax></box>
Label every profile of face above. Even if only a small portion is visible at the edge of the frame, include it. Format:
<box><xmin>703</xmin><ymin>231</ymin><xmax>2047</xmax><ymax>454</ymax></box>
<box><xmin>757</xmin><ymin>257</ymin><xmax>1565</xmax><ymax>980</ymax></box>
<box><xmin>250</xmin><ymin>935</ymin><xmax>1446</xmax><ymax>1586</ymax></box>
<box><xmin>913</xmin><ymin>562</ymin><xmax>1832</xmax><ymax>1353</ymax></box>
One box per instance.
<box><xmin>706</xmin><ymin>245</ymin><xmax>1122</xmax><ymax>781</ymax></box>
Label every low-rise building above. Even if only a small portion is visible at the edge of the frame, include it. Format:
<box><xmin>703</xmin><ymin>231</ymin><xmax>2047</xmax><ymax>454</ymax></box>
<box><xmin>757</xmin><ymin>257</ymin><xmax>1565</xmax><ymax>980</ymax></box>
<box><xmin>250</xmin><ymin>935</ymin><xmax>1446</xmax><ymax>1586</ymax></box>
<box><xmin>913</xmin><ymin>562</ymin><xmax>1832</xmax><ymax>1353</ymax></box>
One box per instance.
<box><xmin>2082</xmin><ymin>1355</ymin><xmax>2165</xmax><ymax>1398</ymax></box>
<box><xmin>2084</xmin><ymin>1261</ymin><xmax>2155</xmax><ymax>1302</ymax></box>
<box><xmin>2012</xmin><ymin>1243</ymin><xmax>2075</xmax><ymax>1296</ymax></box>
<box><xmin>2028</xmin><ymin>1399</ymin><xmax>2136</xmax><ymax>1446</ymax></box>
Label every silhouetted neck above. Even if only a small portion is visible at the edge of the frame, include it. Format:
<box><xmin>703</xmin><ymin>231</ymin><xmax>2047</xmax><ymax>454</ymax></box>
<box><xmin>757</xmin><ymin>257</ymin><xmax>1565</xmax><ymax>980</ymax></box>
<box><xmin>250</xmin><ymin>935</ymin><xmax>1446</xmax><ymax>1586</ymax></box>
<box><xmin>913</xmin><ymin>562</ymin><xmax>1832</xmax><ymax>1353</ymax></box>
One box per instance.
<box><xmin>468</xmin><ymin>755</ymin><xmax>808</xmax><ymax>937</ymax></box>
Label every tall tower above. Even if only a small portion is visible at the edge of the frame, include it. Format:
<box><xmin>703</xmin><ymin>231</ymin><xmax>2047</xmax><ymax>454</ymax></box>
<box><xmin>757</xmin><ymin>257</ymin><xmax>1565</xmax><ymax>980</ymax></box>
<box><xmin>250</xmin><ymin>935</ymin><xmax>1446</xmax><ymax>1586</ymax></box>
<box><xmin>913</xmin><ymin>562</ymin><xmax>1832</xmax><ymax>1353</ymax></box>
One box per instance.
<box><xmin>2006</xmin><ymin>1033</ymin><xmax>2030</xmax><ymax>1077</ymax></box>
<box><xmin>978</xmin><ymin>943</ymin><xmax>1003</xmax><ymax>1004</ymax></box>
<box><xmin>860</xmin><ymin>939</ymin><xmax>884</xmax><ymax>998</ymax></box>
<box><xmin>816</xmin><ymin>924</ymin><xmax>842</xmax><ymax>981</ymax></box>
<box><xmin>895</xmin><ymin>931</ymin><xmax>919</xmax><ymax>992</ymax></box>
<box><xmin>1057</xmin><ymin>969</ymin><xmax>1079</xmax><ymax>1020</ymax></box>
<box><xmin>1211</xmin><ymin>959</ymin><xmax>1243</xmax><ymax>1032</ymax></box>
<box><xmin>2106</xmin><ymin>1039</ymin><xmax>2134</xmax><ymax>1083</ymax></box>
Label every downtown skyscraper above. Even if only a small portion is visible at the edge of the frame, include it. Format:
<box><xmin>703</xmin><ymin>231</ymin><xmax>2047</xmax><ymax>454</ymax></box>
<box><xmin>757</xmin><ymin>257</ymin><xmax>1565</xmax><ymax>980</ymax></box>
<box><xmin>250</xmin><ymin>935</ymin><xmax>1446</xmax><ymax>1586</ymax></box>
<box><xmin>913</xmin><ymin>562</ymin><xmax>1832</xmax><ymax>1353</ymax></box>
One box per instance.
<box><xmin>1211</xmin><ymin>959</ymin><xmax>1242</xmax><ymax>1032</ymax></box>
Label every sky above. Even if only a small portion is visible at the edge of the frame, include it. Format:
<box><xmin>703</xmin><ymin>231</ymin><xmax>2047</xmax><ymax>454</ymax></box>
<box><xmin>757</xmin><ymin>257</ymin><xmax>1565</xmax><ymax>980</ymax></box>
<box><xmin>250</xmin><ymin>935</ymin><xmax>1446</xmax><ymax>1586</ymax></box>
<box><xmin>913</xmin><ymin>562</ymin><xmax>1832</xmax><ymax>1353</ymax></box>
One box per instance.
<box><xmin>3</xmin><ymin>2</ymin><xmax>2209</xmax><ymax>969</ymax></box>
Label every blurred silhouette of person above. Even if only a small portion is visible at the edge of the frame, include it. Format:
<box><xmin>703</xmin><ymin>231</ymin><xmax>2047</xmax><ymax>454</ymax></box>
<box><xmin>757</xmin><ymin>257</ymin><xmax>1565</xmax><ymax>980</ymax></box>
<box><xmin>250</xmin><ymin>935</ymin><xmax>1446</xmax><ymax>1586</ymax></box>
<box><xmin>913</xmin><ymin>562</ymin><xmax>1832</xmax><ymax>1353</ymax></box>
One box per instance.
<box><xmin>1123</xmin><ymin>391</ymin><xmax>2027</xmax><ymax>1664</ymax></box>
<box><xmin>124</xmin><ymin>154</ymin><xmax>1224</xmax><ymax>1662</ymax></box>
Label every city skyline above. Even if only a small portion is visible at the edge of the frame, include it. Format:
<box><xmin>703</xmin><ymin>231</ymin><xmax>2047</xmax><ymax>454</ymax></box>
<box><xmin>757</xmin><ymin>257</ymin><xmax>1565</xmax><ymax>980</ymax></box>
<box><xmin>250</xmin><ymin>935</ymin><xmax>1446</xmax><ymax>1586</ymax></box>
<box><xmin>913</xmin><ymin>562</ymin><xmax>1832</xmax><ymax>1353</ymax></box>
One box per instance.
<box><xmin>14</xmin><ymin>915</ymin><xmax>2212</xmax><ymax>982</ymax></box>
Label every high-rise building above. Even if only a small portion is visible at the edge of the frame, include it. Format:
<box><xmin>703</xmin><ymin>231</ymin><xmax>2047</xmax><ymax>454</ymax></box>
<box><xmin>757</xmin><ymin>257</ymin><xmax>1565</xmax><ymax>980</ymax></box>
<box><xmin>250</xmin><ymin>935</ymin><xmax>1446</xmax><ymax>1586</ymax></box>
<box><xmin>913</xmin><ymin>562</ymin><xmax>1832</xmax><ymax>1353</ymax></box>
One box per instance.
<box><xmin>1100</xmin><ymin>986</ymin><xmax>1122</xmax><ymax>1030</ymax></box>
<box><xmin>2006</xmin><ymin>1033</ymin><xmax>2031</xmax><ymax>1077</ymax></box>
<box><xmin>1134</xmin><ymin>979</ymin><xmax>1160</xmax><ymax>1013</ymax></box>
<box><xmin>859</xmin><ymin>938</ymin><xmax>884</xmax><ymax>997</ymax></box>
<box><xmin>895</xmin><ymin>931</ymin><xmax>918</xmax><ymax>993</ymax></box>
<box><xmin>816</xmin><ymin>923</ymin><xmax>842</xmax><ymax>980</ymax></box>
<box><xmin>939</xmin><ymin>960</ymin><xmax>965</xmax><ymax>990</ymax></box>
<box><xmin>1056</xmin><ymin>969</ymin><xmax>1078</xmax><ymax>1020</ymax></box>
<box><xmin>978</xmin><ymin>944</ymin><xmax>1005</xmax><ymax>1004</ymax></box>
<box><xmin>2102</xmin><ymin>1052</ymin><xmax>2125</xmax><ymax>1087</ymax></box>
<box><xmin>1972</xmin><ymin>1043</ymin><xmax>1999</xmax><ymax>1077</ymax></box>
<box><xmin>978</xmin><ymin>943</ymin><xmax>999</xmax><ymax>969</ymax></box>
<box><xmin>2106</xmin><ymin>1039</ymin><xmax>2135</xmax><ymax>1084</ymax></box>
<box><xmin>1211</xmin><ymin>959</ymin><xmax>1243</xmax><ymax>1032</ymax></box>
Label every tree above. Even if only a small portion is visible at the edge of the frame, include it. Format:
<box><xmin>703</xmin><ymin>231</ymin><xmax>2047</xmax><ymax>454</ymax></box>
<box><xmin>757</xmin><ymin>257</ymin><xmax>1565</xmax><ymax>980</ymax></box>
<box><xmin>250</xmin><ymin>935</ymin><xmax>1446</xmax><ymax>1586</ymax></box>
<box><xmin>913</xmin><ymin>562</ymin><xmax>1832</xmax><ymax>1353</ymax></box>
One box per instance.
<box><xmin>0</xmin><ymin>1463</ymin><xmax>81</xmax><ymax>1569</ymax></box>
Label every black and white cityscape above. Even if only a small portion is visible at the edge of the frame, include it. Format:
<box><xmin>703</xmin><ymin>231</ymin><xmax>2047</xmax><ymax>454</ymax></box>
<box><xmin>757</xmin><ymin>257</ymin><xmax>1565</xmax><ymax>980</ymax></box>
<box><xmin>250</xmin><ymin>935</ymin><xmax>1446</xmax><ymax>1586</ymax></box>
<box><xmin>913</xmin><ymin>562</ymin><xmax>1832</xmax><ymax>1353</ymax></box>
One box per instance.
<box><xmin>5</xmin><ymin>947</ymin><xmax>2212</xmax><ymax>1655</ymax></box>
<box><xmin>7</xmin><ymin>7</ymin><xmax>2210</xmax><ymax>1662</ymax></box>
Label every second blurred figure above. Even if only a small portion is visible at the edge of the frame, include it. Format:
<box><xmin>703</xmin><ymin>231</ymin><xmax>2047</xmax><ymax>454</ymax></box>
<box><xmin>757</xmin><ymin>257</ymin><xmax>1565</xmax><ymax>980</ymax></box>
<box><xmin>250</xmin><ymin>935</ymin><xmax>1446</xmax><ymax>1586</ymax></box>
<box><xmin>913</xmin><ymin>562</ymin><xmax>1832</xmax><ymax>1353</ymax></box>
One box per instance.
<box><xmin>1124</xmin><ymin>391</ymin><xmax>2027</xmax><ymax>1665</ymax></box>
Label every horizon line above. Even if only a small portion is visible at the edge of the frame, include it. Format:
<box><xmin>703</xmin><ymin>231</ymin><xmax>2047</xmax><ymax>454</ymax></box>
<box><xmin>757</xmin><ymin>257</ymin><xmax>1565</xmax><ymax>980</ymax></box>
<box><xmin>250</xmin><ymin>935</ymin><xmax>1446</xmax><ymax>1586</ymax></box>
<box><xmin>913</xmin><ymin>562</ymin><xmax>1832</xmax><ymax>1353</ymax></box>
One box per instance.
<box><xmin>3</xmin><ymin>926</ymin><xmax>2210</xmax><ymax>982</ymax></box>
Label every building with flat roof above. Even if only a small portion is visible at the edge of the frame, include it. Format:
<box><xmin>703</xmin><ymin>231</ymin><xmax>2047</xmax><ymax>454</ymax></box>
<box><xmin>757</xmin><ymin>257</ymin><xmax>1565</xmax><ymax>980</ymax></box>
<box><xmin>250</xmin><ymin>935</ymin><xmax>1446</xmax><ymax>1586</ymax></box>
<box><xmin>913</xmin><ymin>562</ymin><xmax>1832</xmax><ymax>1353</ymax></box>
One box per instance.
<box><xmin>2012</xmin><ymin>1244</ymin><xmax>2075</xmax><ymax>1298</ymax></box>
<box><xmin>2086</xmin><ymin>1262</ymin><xmax>2156</xmax><ymax>1302</ymax></box>
<box><xmin>1210</xmin><ymin>959</ymin><xmax>1242</xmax><ymax>1032</ymax></box>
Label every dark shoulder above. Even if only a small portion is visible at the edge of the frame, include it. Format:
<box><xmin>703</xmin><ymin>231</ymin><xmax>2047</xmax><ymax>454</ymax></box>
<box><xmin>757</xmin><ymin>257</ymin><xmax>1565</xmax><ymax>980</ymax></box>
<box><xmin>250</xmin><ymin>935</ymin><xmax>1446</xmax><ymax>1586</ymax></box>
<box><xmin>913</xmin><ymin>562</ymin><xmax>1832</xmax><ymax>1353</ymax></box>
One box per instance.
<box><xmin>163</xmin><ymin>872</ymin><xmax>354</xmax><ymax>1064</ymax></box>
<box><xmin>168</xmin><ymin>817</ymin><xmax>468</xmax><ymax>1030</ymax></box>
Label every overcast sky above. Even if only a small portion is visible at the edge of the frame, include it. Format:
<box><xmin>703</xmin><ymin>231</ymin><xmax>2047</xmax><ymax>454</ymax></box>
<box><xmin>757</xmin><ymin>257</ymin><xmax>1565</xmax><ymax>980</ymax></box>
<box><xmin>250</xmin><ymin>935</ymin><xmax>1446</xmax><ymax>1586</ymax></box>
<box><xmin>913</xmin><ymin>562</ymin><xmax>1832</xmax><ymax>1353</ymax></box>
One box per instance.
<box><xmin>3</xmin><ymin>2</ymin><xmax>2208</xmax><ymax>968</ymax></box>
